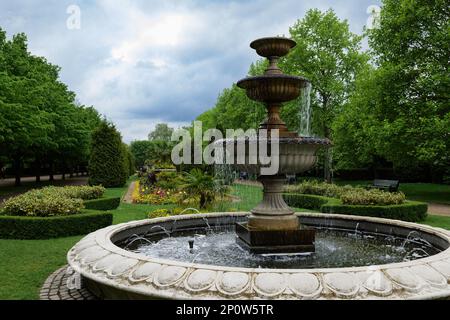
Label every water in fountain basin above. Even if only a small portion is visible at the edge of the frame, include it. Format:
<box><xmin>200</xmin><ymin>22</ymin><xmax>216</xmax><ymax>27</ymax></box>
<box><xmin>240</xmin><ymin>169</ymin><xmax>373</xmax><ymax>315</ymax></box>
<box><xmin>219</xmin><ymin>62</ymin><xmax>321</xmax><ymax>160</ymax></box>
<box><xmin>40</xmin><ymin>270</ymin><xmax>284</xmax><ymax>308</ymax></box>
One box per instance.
<box><xmin>126</xmin><ymin>228</ymin><xmax>441</xmax><ymax>269</ymax></box>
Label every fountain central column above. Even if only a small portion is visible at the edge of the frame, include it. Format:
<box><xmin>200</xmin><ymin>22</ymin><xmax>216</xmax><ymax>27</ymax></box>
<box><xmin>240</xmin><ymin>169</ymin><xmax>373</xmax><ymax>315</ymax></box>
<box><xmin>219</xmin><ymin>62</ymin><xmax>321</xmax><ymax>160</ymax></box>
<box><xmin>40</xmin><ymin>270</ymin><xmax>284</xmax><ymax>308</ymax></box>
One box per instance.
<box><xmin>232</xmin><ymin>36</ymin><xmax>330</xmax><ymax>253</ymax></box>
<box><xmin>248</xmin><ymin>176</ymin><xmax>298</xmax><ymax>231</ymax></box>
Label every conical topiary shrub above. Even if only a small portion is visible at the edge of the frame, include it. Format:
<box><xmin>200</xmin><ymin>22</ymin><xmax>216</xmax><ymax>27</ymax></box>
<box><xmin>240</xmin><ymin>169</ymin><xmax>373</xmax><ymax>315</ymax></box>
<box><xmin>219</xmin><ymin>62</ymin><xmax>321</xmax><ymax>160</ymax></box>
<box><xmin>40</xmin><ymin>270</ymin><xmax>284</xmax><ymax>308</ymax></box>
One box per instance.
<box><xmin>88</xmin><ymin>121</ymin><xmax>128</xmax><ymax>187</ymax></box>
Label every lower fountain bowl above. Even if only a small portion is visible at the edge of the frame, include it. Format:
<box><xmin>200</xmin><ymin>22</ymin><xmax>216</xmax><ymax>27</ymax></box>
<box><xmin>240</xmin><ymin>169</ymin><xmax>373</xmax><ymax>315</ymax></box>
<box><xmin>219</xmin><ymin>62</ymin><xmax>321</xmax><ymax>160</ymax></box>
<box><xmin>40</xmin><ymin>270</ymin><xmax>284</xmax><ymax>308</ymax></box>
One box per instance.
<box><xmin>67</xmin><ymin>212</ymin><xmax>450</xmax><ymax>300</ymax></box>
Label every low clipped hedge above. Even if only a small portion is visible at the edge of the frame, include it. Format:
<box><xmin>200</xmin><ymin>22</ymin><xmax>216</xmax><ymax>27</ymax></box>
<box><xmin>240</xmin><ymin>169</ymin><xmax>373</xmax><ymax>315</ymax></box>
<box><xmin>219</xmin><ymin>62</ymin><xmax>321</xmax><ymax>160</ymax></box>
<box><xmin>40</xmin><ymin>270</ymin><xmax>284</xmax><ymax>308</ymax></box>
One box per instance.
<box><xmin>0</xmin><ymin>210</ymin><xmax>113</xmax><ymax>239</ymax></box>
<box><xmin>283</xmin><ymin>194</ymin><xmax>332</xmax><ymax>211</ymax></box>
<box><xmin>83</xmin><ymin>197</ymin><xmax>121</xmax><ymax>211</ymax></box>
<box><xmin>283</xmin><ymin>193</ymin><xmax>428</xmax><ymax>222</ymax></box>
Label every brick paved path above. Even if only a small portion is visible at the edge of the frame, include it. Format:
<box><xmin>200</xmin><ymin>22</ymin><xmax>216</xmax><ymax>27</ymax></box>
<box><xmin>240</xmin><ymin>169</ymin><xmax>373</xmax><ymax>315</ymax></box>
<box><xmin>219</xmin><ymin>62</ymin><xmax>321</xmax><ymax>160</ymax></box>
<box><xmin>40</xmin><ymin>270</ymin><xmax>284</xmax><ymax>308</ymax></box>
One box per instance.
<box><xmin>39</xmin><ymin>265</ymin><xmax>97</xmax><ymax>300</ymax></box>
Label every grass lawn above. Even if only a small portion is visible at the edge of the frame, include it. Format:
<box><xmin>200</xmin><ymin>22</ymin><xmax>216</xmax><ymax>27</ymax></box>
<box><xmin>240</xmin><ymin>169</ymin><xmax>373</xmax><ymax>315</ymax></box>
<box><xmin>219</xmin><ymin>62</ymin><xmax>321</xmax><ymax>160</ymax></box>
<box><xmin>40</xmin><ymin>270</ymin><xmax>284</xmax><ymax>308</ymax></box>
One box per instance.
<box><xmin>0</xmin><ymin>178</ymin><xmax>449</xmax><ymax>299</ymax></box>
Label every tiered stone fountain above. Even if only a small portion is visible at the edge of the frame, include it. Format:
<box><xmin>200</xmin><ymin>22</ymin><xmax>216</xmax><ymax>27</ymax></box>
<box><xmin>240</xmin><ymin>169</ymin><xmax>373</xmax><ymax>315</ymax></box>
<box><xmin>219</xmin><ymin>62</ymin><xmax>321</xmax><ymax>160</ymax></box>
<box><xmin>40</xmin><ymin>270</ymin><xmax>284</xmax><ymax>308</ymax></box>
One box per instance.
<box><xmin>66</xmin><ymin>37</ymin><xmax>450</xmax><ymax>300</ymax></box>
<box><xmin>233</xmin><ymin>37</ymin><xmax>330</xmax><ymax>253</ymax></box>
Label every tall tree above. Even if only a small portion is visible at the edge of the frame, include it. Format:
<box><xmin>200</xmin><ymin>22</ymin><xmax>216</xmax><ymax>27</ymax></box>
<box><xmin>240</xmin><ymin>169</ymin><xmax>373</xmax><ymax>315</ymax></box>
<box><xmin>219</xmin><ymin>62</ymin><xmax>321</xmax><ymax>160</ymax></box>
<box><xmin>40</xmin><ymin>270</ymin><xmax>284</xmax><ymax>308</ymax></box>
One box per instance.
<box><xmin>148</xmin><ymin>123</ymin><xmax>174</xmax><ymax>142</ymax></box>
<box><xmin>280</xmin><ymin>9</ymin><xmax>370</xmax><ymax>182</ymax></box>
<box><xmin>334</xmin><ymin>0</ymin><xmax>449</xmax><ymax>181</ymax></box>
<box><xmin>89</xmin><ymin>121</ymin><xmax>128</xmax><ymax>187</ymax></box>
<box><xmin>368</xmin><ymin>0</ymin><xmax>449</xmax><ymax>180</ymax></box>
<box><xmin>0</xmin><ymin>28</ymin><xmax>102</xmax><ymax>185</ymax></box>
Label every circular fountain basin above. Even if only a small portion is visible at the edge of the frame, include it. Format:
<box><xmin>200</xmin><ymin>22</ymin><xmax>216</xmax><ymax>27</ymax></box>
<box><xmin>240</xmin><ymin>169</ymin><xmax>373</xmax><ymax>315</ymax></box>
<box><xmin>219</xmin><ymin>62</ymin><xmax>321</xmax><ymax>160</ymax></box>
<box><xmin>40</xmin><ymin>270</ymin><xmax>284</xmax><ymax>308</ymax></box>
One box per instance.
<box><xmin>67</xmin><ymin>212</ymin><xmax>450</xmax><ymax>300</ymax></box>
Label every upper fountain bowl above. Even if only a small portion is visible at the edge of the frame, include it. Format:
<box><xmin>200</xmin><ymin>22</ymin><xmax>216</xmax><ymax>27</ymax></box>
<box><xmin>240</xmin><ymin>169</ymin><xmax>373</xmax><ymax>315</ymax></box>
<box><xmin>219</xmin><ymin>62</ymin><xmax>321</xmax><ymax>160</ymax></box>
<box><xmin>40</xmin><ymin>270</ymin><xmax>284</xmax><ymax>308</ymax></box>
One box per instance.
<box><xmin>250</xmin><ymin>37</ymin><xmax>296</xmax><ymax>58</ymax></box>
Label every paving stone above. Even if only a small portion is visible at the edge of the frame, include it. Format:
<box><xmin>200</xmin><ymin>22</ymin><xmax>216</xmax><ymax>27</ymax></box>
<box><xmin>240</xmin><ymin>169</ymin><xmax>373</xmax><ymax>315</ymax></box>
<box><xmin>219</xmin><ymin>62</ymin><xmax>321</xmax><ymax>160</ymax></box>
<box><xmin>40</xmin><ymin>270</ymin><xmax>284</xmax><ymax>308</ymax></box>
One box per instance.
<box><xmin>39</xmin><ymin>265</ymin><xmax>97</xmax><ymax>300</ymax></box>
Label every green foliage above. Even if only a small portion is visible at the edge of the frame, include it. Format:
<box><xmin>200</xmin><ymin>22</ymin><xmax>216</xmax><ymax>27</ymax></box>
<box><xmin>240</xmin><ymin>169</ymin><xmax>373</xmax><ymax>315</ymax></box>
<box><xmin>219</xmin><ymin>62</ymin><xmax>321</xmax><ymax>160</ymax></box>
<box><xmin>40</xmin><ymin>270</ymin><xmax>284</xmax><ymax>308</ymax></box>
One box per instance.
<box><xmin>334</xmin><ymin>0</ymin><xmax>450</xmax><ymax>179</ymax></box>
<box><xmin>154</xmin><ymin>171</ymin><xmax>185</xmax><ymax>191</ymax></box>
<box><xmin>196</xmin><ymin>83</ymin><xmax>266</xmax><ymax>133</ymax></box>
<box><xmin>130</xmin><ymin>140</ymin><xmax>154</xmax><ymax>168</ymax></box>
<box><xmin>285</xmin><ymin>180</ymin><xmax>354</xmax><ymax>198</ymax></box>
<box><xmin>83</xmin><ymin>197</ymin><xmax>121</xmax><ymax>211</ymax></box>
<box><xmin>130</xmin><ymin>139</ymin><xmax>174</xmax><ymax>168</ymax></box>
<box><xmin>320</xmin><ymin>201</ymin><xmax>428</xmax><ymax>222</ymax></box>
<box><xmin>341</xmin><ymin>189</ymin><xmax>405</xmax><ymax>206</ymax></box>
<box><xmin>1</xmin><ymin>192</ymin><xmax>84</xmax><ymax>217</ymax></box>
<box><xmin>182</xmin><ymin>169</ymin><xmax>228</xmax><ymax>209</ymax></box>
<box><xmin>36</xmin><ymin>185</ymin><xmax>105</xmax><ymax>200</ymax></box>
<box><xmin>147</xmin><ymin>207</ymin><xmax>199</xmax><ymax>219</ymax></box>
<box><xmin>0</xmin><ymin>210</ymin><xmax>113</xmax><ymax>239</ymax></box>
<box><xmin>283</xmin><ymin>194</ymin><xmax>331</xmax><ymax>210</ymax></box>
<box><xmin>280</xmin><ymin>9</ymin><xmax>370</xmax><ymax>181</ymax></box>
<box><xmin>0</xmin><ymin>28</ymin><xmax>102</xmax><ymax>185</ymax></box>
<box><xmin>148</xmin><ymin>123</ymin><xmax>174</xmax><ymax>142</ymax></box>
<box><xmin>0</xmin><ymin>185</ymin><xmax>107</xmax><ymax>216</ymax></box>
<box><xmin>88</xmin><ymin>121</ymin><xmax>128</xmax><ymax>187</ymax></box>
<box><xmin>285</xmin><ymin>180</ymin><xmax>405</xmax><ymax>205</ymax></box>
<box><xmin>283</xmin><ymin>193</ymin><xmax>427</xmax><ymax>222</ymax></box>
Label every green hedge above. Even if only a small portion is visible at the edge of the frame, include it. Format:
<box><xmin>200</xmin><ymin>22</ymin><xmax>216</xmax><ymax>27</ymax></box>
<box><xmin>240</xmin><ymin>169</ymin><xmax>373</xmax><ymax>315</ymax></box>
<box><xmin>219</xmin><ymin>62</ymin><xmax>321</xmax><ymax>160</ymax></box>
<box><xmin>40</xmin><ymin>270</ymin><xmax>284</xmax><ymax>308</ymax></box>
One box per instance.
<box><xmin>283</xmin><ymin>193</ymin><xmax>428</xmax><ymax>222</ymax></box>
<box><xmin>0</xmin><ymin>210</ymin><xmax>113</xmax><ymax>239</ymax></box>
<box><xmin>84</xmin><ymin>197</ymin><xmax>121</xmax><ymax>211</ymax></box>
<box><xmin>283</xmin><ymin>194</ymin><xmax>333</xmax><ymax>210</ymax></box>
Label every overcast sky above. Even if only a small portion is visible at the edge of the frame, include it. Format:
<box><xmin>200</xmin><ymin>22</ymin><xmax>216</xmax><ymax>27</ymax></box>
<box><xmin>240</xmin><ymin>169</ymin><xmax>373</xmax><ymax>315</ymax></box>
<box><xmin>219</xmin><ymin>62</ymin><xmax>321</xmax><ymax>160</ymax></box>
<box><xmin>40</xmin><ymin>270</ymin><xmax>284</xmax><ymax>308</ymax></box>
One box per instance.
<box><xmin>0</xmin><ymin>0</ymin><xmax>381</xmax><ymax>142</ymax></box>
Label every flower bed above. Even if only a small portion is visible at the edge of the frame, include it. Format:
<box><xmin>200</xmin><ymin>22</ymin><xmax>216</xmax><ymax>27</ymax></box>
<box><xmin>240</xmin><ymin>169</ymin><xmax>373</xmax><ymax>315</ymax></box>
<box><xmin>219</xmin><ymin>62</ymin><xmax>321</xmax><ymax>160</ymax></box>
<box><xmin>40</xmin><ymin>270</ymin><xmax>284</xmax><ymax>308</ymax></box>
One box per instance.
<box><xmin>132</xmin><ymin>181</ymin><xmax>185</xmax><ymax>205</ymax></box>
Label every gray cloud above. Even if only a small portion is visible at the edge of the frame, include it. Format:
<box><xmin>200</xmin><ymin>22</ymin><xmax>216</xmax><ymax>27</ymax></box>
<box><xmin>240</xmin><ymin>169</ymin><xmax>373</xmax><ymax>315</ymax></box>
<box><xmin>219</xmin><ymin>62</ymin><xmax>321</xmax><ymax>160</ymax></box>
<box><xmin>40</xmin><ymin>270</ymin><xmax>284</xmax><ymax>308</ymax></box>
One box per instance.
<box><xmin>0</xmin><ymin>0</ymin><xmax>380</xmax><ymax>142</ymax></box>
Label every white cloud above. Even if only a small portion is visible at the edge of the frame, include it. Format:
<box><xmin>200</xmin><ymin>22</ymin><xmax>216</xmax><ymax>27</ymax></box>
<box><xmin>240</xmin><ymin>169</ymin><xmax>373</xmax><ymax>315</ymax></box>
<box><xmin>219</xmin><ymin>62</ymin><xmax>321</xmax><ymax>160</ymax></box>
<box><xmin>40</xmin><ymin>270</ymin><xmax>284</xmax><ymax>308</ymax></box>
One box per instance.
<box><xmin>0</xmin><ymin>0</ymin><xmax>381</xmax><ymax>143</ymax></box>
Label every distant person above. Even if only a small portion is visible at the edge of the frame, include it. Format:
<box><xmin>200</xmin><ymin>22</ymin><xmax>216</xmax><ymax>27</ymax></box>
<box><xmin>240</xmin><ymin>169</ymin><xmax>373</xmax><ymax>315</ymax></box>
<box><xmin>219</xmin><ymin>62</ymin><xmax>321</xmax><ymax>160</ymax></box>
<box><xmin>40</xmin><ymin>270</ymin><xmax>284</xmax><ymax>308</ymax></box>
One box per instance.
<box><xmin>147</xmin><ymin>172</ymin><xmax>157</xmax><ymax>185</ymax></box>
<box><xmin>0</xmin><ymin>167</ymin><xmax>5</xmax><ymax>179</ymax></box>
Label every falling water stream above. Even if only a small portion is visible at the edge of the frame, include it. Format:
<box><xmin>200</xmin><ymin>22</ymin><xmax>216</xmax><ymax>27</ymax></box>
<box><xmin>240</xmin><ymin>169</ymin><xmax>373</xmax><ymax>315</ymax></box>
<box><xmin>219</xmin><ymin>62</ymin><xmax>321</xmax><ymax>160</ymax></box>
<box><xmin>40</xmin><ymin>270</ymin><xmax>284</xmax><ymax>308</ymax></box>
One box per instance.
<box><xmin>299</xmin><ymin>82</ymin><xmax>312</xmax><ymax>137</ymax></box>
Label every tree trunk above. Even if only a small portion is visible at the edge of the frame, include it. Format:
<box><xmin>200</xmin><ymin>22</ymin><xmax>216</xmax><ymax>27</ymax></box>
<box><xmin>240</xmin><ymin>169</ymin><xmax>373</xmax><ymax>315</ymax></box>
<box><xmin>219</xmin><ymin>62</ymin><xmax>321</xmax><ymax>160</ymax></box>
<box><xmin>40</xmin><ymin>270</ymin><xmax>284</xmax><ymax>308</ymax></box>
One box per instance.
<box><xmin>49</xmin><ymin>160</ymin><xmax>54</xmax><ymax>181</ymax></box>
<box><xmin>323</xmin><ymin>127</ymin><xmax>332</xmax><ymax>183</ymax></box>
<box><xmin>200</xmin><ymin>194</ymin><xmax>206</xmax><ymax>209</ymax></box>
<box><xmin>13</xmin><ymin>156</ymin><xmax>21</xmax><ymax>187</ymax></box>
<box><xmin>35</xmin><ymin>159</ymin><xmax>41</xmax><ymax>183</ymax></box>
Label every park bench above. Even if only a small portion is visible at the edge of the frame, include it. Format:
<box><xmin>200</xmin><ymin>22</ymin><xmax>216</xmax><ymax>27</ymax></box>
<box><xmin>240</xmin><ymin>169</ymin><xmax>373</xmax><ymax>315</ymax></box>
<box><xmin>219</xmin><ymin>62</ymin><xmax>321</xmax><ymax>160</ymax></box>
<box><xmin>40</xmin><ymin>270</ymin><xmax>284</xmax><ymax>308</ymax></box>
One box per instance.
<box><xmin>286</xmin><ymin>174</ymin><xmax>297</xmax><ymax>184</ymax></box>
<box><xmin>367</xmin><ymin>179</ymin><xmax>400</xmax><ymax>192</ymax></box>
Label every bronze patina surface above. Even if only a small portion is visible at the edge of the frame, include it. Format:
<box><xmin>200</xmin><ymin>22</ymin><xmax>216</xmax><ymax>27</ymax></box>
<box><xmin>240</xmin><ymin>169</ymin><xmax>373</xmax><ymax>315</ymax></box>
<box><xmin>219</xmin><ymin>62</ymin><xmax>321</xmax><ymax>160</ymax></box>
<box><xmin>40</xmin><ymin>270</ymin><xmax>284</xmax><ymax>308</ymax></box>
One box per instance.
<box><xmin>235</xmin><ymin>37</ymin><xmax>330</xmax><ymax>252</ymax></box>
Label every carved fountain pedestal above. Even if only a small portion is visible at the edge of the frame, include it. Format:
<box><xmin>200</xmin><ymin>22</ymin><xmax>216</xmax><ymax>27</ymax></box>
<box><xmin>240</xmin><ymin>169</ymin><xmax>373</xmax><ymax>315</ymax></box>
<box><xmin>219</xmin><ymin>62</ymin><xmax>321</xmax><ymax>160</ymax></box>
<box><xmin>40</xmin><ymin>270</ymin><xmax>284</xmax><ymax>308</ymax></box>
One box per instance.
<box><xmin>234</xmin><ymin>37</ymin><xmax>331</xmax><ymax>253</ymax></box>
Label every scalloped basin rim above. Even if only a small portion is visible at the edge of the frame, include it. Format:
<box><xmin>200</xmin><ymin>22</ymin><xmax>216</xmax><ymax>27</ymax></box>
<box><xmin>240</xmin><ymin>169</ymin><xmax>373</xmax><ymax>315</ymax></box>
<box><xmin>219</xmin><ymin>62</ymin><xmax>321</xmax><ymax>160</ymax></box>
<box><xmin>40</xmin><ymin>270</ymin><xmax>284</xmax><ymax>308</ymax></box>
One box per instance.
<box><xmin>67</xmin><ymin>212</ymin><xmax>450</xmax><ymax>300</ymax></box>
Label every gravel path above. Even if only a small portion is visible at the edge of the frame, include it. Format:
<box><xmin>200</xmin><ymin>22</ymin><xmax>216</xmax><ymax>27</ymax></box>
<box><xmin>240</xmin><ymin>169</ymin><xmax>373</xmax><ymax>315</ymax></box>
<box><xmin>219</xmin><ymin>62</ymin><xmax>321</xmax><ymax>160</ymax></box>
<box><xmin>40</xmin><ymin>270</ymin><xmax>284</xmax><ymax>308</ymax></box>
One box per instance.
<box><xmin>428</xmin><ymin>203</ymin><xmax>450</xmax><ymax>216</ymax></box>
<box><xmin>123</xmin><ymin>181</ymin><xmax>136</xmax><ymax>204</ymax></box>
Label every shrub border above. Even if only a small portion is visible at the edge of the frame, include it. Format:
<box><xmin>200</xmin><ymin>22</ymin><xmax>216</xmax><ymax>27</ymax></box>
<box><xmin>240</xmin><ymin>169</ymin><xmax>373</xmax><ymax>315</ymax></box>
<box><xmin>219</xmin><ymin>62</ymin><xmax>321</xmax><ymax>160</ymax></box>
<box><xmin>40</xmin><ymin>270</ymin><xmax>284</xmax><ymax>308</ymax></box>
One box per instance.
<box><xmin>283</xmin><ymin>193</ymin><xmax>428</xmax><ymax>222</ymax></box>
<box><xmin>83</xmin><ymin>197</ymin><xmax>121</xmax><ymax>211</ymax></box>
<box><xmin>0</xmin><ymin>210</ymin><xmax>113</xmax><ymax>240</ymax></box>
